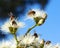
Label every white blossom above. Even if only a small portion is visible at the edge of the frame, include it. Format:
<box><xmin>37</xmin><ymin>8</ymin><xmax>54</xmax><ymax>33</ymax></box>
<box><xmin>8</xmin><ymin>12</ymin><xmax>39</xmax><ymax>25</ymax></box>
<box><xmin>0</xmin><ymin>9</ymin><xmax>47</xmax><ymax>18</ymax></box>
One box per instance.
<box><xmin>26</xmin><ymin>9</ymin><xmax>47</xmax><ymax>20</ymax></box>
<box><xmin>20</xmin><ymin>33</ymin><xmax>35</xmax><ymax>45</ymax></box>
<box><xmin>44</xmin><ymin>43</ymin><xmax>60</xmax><ymax>48</ymax></box>
<box><xmin>0</xmin><ymin>39</ymin><xmax>17</xmax><ymax>48</ymax></box>
<box><xmin>0</xmin><ymin>19</ymin><xmax>25</xmax><ymax>33</ymax></box>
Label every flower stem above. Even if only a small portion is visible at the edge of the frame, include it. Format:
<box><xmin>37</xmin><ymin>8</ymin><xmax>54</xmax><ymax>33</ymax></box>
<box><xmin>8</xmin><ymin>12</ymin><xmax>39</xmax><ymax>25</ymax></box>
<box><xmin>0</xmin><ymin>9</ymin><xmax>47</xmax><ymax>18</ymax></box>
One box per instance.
<box><xmin>13</xmin><ymin>33</ymin><xmax>18</xmax><ymax>46</ymax></box>
<box><xmin>14</xmin><ymin>34</ymin><xmax>18</xmax><ymax>42</ymax></box>
<box><xmin>25</xmin><ymin>24</ymin><xmax>37</xmax><ymax>36</ymax></box>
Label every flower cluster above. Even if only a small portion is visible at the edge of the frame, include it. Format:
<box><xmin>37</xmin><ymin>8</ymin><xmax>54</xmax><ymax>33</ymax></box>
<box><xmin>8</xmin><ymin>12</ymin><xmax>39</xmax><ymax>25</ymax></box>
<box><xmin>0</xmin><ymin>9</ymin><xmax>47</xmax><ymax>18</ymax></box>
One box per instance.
<box><xmin>0</xmin><ymin>9</ymin><xmax>59</xmax><ymax>48</ymax></box>
<box><xmin>0</xmin><ymin>33</ymin><xmax>60</xmax><ymax>48</ymax></box>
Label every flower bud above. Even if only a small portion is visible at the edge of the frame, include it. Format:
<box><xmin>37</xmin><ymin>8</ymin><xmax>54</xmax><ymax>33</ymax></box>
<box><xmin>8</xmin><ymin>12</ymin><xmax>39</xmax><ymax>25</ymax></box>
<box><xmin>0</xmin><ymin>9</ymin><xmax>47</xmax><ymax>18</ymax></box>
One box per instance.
<box><xmin>9</xmin><ymin>27</ymin><xmax>17</xmax><ymax>34</ymax></box>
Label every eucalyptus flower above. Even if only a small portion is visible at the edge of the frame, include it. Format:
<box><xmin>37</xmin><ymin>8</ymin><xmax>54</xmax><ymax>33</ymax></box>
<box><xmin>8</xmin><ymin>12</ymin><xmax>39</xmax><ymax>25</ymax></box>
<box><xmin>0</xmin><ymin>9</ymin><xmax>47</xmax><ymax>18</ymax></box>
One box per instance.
<box><xmin>20</xmin><ymin>33</ymin><xmax>35</xmax><ymax>45</ymax></box>
<box><xmin>33</xmin><ymin>32</ymin><xmax>40</xmax><ymax>43</ymax></box>
<box><xmin>44</xmin><ymin>44</ymin><xmax>53</xmax><ymax>48</ymax></box>
<box><xmin>39</xmin><ymin>39</ymin><xmax>45</xmax><ymax>48</ymax></box>
<box><xmin>28</xmin><ymin>9</ymin><xmax>47</xmax><ymax>26</ymax></box>
<box><xmin>17</xmin><ymin>33</ymin><xmax>41</xmax><ymax>48</ymax></box>
<box><xmin>0</xmin><ymin>39</ymin><xmax>17</xmax><ymax>48</ymax></box>
<box><xmin>1</xmin><ymin>16</ymin><xmax>25</xmax><ymax>34</ymax></box>
<box><xmin>44</xmin><ymin>43</ymin><xmax>60</xmax><ymax>48</ymax></box>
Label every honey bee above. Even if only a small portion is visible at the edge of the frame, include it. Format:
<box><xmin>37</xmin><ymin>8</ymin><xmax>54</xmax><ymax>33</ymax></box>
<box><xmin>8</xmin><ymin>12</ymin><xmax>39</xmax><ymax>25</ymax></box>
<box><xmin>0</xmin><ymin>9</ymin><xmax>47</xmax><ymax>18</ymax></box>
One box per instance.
<box><xmin>8</xmin><ymin>12</ymin><xmax>17</xmax><ymax>25</ymax></box>
<box><xmin>28</xmin><ymin>10</ymin><xmax>36</xmax><ymax>16</ymax></box>
<box><xmin>10</xmin><ymin>16</ymin><xmax>15</xmax><ymax>20</ymax></box>
<box><xmin>8</xmin><ymin>12</ymin><xmax>15</xmax><ymax>20</ymax></box>
<box><xmin>12</xmin><ymin>20</ymin><xmax>17</xmax><ymax>25</ymax></box>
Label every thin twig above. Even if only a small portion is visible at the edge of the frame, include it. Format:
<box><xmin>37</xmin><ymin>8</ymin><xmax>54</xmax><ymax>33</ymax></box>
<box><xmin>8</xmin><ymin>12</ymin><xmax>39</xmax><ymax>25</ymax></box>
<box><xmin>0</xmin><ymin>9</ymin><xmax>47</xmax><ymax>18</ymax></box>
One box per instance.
<box><xmin>25</xmin><ymin>24</ymin><xmax>37</xmax><ymax>36</ymax></box>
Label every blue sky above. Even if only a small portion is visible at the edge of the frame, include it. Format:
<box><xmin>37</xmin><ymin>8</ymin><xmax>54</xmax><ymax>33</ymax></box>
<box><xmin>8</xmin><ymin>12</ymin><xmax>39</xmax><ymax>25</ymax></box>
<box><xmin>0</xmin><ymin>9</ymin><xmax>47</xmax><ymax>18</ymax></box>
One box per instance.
<box><xmin>45</xmin><ymin>0</ymin><xmax>60</xmax><ymax>43</ymax></box>
<box><xmin>0</xmin><ymin>0</ymin><xmax>60</xmax><ymax>44</ymax></box>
